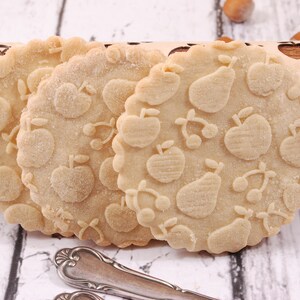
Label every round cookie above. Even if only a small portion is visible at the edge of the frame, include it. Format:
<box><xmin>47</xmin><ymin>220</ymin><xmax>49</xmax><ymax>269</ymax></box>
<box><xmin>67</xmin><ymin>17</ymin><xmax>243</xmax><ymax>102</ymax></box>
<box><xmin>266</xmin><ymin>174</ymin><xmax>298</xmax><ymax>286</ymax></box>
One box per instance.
<box><xmin>0</xmin><ymin>37</ymin><xmax>103</xmax><ymax>234</ymax></box>
<box><xmin>17</xmin><ymin>44</ymin><xmax>165</xmax><ymax>246</ymax></box>
<box><xmin>114</xmin><ymin>41</ymin><xmax>300</xmax><ymax>253</ymax></box>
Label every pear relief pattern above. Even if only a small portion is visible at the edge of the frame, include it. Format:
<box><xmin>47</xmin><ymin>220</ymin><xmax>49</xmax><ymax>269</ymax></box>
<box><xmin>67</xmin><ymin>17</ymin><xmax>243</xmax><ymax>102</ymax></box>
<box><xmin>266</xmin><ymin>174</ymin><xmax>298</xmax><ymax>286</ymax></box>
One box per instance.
<box><xmin>151</xmin><ymin>219</ymin><xmax>197</xmax><ymax>252</ymax></box>
<box><xmin>176</xmin><ymin>159</ymin><xmax>224</xmax><ymax>219</ymax></box>
<box><xmin>207</xmin><ymin>206</ymin><xmax>253</xmax><ymax>254</ymax></box>
<box><xmin>189</xmin><ymin>55</ymin><xmax>237</xmax><ymax>113</ymax></box>
<box><xmin>114</xmin><ymin>43</ymin><xmax>300</xmax><ymax>253</ymax></box>
<box><xmin>224</xmin><ymin>107</ymin><xmax>272</xmax><ymax>160</ymax></box>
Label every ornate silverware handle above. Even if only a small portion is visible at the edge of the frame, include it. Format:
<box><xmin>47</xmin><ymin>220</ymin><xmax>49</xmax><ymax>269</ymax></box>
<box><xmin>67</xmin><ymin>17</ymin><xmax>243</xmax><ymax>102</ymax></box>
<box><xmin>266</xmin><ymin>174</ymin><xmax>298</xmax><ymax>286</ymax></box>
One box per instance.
<box><xmin>54</xmin><ymin>247</ymin><xmax>217</xmax><ymax>300</ymax></box>
<box><xmin>54</xmin><ymin>290</ymin><xmax>104</xmax><ymax>300</ymax></box>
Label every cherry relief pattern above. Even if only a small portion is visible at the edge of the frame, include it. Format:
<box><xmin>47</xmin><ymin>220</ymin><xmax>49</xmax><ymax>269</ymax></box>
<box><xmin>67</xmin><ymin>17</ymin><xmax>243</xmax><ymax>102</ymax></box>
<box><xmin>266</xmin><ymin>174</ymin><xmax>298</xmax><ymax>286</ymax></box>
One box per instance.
<box><xmin>175</xmin><ymin>109</ymin><xmax>218</xmax><ymax>149</ymax></box>
<box><xmin>17</xmin><ymin>44</ymin><xmax>164</xmax><ymax>247</ymax></box>
<box><xmin>0</xmin><ymin>37</ymin><xmax>104</xmax><ymax>235</ymax></box>
<box><xmin>42</xmin><ymin>205</ymin><xmax>74</xmax><ymax>232</ymax></box>
<box><xmin>125</xmin><ymin>180</ymin><xmax>171</xmax><ymax>227</ymax></box>
<box><xmin>232</xmin><ymin>161</ymin><xmax>276</xmax><ymax>203</ymax></box>
<box><xmin>77</xmin><ymin>218</ymin><xmax>109</xmax><ymax>245</ymax></box>
<box><xmin>83</xmin><ymin>117</ymin><xmax>116</xmax><ymax>151</ymax></box>
<box><xmin>114</xmin><ymin>41</ymin><xmax>300</xmax><ymax>253</ymax></box>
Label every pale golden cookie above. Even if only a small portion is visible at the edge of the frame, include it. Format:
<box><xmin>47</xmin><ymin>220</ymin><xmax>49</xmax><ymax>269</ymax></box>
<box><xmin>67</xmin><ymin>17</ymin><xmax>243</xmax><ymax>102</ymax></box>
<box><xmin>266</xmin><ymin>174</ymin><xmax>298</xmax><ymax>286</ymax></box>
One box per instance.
<box><xmin>114</xmin><ymin>41</ymin><xmax>300</xmax><ymax>253</ymax></box>
<box><xmin>17</xmin><ymin>45</ymin><xmax>164</xmax><ymax>246</ymax></box>
<box><xmin>0</xmin><ymin>37</ymin><xmax>103</xmax><ymax>234</ymax></box>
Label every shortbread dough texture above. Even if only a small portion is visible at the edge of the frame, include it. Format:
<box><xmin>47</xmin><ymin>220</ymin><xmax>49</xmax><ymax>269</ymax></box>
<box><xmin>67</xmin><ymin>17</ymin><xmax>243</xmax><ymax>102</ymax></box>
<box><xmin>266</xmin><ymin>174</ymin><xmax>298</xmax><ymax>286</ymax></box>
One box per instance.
<box><xmin>0</xmin><ymin>37</ymin><xmax>103</xmax><ymax>234</ymax></box>
<box><xmin>17</xmin><ymin>45</ymin><xmax>164</xmax><ymax>246</ymax></box>
<box><xmin>114</xmin><ymin>41</ymin><xmax>300</xmax><ymax>253</ymax></box>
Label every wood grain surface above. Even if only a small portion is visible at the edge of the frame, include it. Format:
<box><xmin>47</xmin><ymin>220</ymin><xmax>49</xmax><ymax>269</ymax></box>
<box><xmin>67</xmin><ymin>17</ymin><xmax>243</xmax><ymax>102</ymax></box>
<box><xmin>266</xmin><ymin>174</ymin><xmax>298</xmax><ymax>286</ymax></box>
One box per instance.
<box><xmin>0</xmin><ymin>1</ymin><xmax>299</xmax><ymax>300</ymax></box>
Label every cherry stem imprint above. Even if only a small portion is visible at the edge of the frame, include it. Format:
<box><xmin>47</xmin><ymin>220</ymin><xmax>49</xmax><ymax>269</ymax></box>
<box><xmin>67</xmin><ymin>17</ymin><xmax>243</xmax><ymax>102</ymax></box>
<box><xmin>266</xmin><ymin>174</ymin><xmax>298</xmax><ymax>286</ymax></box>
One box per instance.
<box><xmin>255</xmin><ymin>203</ymin><xmax>290</xmax><ymax>235</ymax></box>
<box><xmin>2</xmin><ymin>124</ymin><xmax>20</xmax><ymax>153</ymax></box>
<box><xmin>84</xmin><ymin>118</ymin><xmax>116</xmax><ymax>150</ymax></box>
<box><xmin>233</xmin><ymin>162</ymin><xmax>276</xmax><ymax>203</ymax></box>
<box><xmin>131</xmin><ymin>180</ymin><xmax>161</xmax><ymax>211</ymax></box>
<box><xmin>175</xmin><ymin>109</ymin><xmax>218</xmax><ymax>148</ymax></box>
<box><xmin>289</xmin><ymin>119</ymin><xmax>300</xmax><ymax>136</ymax></box>
<box><xmin>78</xmin><ymin>218</ymin><xmax>105</xmax><ymax>244</ymax></box>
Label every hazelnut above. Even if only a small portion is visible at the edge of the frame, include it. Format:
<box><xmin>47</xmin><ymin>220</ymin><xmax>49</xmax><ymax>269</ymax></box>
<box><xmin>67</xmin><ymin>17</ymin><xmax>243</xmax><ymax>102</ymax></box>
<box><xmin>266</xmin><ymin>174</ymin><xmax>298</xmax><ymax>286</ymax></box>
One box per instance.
<box><xmin>223</xmin><ymin>0</ymin><xmax>255</xmax><ymax>23</ymax></box>
<box><xmin>291</xmin><ymin>32</ymin><xmax>300</xmax><ymax>40</ymax></box>
<box><xmin>217</xmin><ymin>36</ymin><xmax>233</xmax><ymax>43</ymax></box>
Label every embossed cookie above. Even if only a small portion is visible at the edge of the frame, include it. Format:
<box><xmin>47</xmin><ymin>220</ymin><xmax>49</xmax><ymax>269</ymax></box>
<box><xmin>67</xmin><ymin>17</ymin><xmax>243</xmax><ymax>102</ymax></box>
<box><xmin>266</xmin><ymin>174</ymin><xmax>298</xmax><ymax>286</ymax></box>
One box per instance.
<box><xmin>114</xmin><ymin>41</ymin><xmax>300</xmax><ymax>253</ymax></box>
<box><xmin>17</xmin><ymin>44</ymin><xmax>164</xmax><ymax>246</ymax></box>
<box><xmin>0</xmin><ymin>37</ymin><xmax>103</xmax><ymax>234</ymax></box>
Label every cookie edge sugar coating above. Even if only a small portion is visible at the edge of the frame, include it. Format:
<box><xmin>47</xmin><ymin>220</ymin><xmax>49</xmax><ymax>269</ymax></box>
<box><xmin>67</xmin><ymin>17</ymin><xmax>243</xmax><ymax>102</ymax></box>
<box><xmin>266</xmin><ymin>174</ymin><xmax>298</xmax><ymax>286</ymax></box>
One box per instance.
<box><xmin>0</xmin><ymin>36</ymin><xmax>104</xmax><ymax>235</ymax></box>
<box><xmin>16</xmin><ymin>44</ymin><xmax>165</xmax><ymax>247</ymax></box>
<box><xmin>113</xmin><ymin>40</ymin><xmax>300</xmax><ymax>253</ymax></box>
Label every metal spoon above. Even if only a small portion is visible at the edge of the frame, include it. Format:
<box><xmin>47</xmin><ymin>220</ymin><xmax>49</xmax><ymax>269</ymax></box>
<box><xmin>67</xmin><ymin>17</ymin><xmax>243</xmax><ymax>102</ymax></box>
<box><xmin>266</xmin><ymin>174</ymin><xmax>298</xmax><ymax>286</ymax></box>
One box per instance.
<box><xmin>54</xmin><ymin>246</ymin><xmax>218</xmax><ymax>300</ymax></box>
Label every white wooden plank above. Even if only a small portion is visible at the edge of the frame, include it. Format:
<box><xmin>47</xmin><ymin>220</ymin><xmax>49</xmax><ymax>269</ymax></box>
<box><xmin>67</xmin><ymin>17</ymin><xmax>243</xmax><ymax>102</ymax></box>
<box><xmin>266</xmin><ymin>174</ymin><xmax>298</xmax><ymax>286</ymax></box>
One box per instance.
<box><xmin>220</xmin><ymin>2</ymin><xmax>300</xmax><ymax>299</ymax></box>
<box><xmin>221</xmin><ymin>0</ymin><xmax>300</xmax><ymax>41</ymax></box>
<box><xmin>16</xmin><ymin>2</ymin><xmax>234</xmax><ymax>300</ymax></box>
<box><xmin>0</xmin><ymin>0</ymin><xmax>63</xmax><ymax>43</ymax></box>
<box><xmin>17</xmin><ymin>235</ymin><xmax>233</xmax><ymax>300</ymax></box>
<box><xmin>1</xmin><ymin>1</ymin><xmax>299</xmax><ymax>300</ymax></box>
<box><xmin>243</xmin><ymin>214</ymin><xmax>300</xmax><ymax>300</ymax></box>
<box><xmin>61</xmin><ymin>0</ymin><xmax>217</xmax><ymax>42</ymax></box>
<box><xmin>0</xmin><ymin>215</ymin><xmax>18</xmax><ymax>300</ymax></box>
<box><xmin>0</xmin><ymin>1</ymin><xmax>63</xmax><ymax>299</ymax></box>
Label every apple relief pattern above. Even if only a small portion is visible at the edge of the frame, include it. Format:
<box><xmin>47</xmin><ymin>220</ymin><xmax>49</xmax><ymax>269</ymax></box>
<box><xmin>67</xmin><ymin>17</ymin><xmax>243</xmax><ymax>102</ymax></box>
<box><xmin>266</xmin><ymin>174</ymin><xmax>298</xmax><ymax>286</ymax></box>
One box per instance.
<box><xmin>279</xmin><ymin>119</ymin><xmax>300</xmax><ymax>167</ymax></box>
<box><xmin>0</xmin><ymin>37</ymin><xmax>107</xmax><ymax>236</ymax></box>
<box><xmin>115</xmin><ymin>41</ymin><xmax>300</xmax><ymax>253</ymax></box>
<box><xmin>224</xmin><ymin>107</ymin><xmax>272</xmax><ymax>161</ymax></box>
<box><xmin>16</xmin><ymin>45</ymin><xmax>164</xmax><ymax>247</ymax></box>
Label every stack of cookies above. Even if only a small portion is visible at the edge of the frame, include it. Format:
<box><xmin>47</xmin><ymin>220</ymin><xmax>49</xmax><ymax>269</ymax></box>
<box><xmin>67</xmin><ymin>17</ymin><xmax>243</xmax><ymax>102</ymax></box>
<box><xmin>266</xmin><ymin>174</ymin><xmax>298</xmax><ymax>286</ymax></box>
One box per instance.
<box><xmin>1</xmin><ymin>37</ymin><xmax>300</xmax><ymax>253</ymax></box>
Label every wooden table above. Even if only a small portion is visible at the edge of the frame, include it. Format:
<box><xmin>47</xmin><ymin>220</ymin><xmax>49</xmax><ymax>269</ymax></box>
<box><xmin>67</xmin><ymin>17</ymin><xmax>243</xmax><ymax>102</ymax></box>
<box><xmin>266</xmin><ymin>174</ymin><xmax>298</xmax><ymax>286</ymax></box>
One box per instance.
<box><xmin>0</xmin><ymin>1</ymin><xmax>299</xmax><ymax>299</ymax></box>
